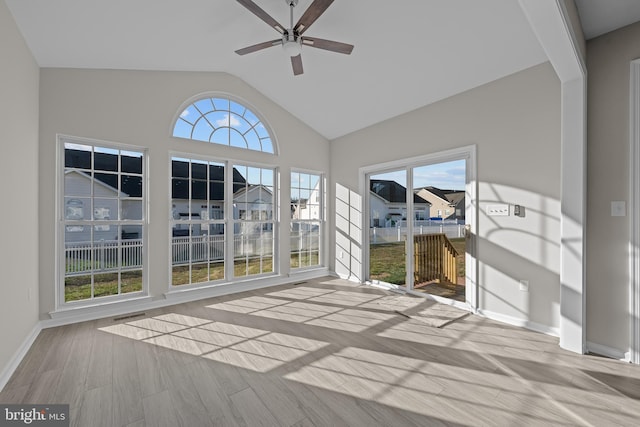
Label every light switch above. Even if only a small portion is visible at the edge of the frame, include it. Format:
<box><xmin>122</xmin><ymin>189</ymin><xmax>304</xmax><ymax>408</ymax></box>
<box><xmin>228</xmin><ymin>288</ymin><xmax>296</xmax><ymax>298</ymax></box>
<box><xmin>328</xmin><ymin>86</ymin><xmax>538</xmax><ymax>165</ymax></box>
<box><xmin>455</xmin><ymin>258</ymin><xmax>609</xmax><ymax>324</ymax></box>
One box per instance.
<box><xmin>611</xmin><ymin>201</ymin><xmax>626</xmax><ymax>217</ymax></box>
<box><xmin>486</xmin><ymin>204</ymin><xmax>509</xmax><ymax>216</ymax></box>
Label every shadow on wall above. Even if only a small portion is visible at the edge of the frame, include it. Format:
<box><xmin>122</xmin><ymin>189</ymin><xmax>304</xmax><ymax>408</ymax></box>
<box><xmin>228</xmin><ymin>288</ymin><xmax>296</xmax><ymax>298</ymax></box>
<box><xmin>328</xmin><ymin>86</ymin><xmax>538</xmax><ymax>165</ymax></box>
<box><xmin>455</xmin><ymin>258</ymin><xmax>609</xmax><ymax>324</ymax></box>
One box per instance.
<box><xmin>335</xmin><ymin>183</ymin><xmax>363</xmax><ymax>281</ymax></box>
<box><xmin>335</xmin><ymin>179</ymin><xmax>565</xmax><ymax>330</ymax></box>
<box><xmin>476</xmin><ymin>182</ymin><xmax>561</xmax><ymax>329</ymax></box>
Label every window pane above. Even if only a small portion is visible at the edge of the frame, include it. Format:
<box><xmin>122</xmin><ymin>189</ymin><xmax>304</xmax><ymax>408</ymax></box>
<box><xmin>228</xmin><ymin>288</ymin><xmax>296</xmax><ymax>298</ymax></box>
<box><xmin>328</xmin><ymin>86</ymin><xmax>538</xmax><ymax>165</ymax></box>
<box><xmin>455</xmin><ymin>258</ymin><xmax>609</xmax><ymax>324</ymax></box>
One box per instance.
<box><xmin>178</xmin><ymin>105</ymin><xmax>199</xmax><ymax>125</ymax></box>
<box><xmin>94</xmin><ymin>151</ymin><xmax>118</xmax><ymax>172</ymax></box>
<box><xmin>64</xmin><ymin>172</ymin><xmax>92</xmax><ymax>197</ymax></box>
<box><xmin>65</xmin><ymin>197</ymin><xmax>91</xmax><ymax>221</ymax></box>
<box><xmin>94</xmin><ymin>273</ymin><xmax>119</xmax><ymax>298</ymax></box>
<box><xmin>212</xmin><ymin>98</ymin><xmax>229</xmax><ymax>111</ymax></box>
<box><xmin>65</xmin><ymin>145</ymin><xmax>91</xmax><ymax>169</ymax></box>
<box><xmin>121</xmin><ymin>270</ymin><xmax>142</xmax><ymax>293</ymax></box>
<box><xmin>61</xmin><ymin>141</ymin><xmax>146</xmax><ymax>304</ymax></box>
<box><xmin>261</xmin><ymin>138</ymin><xmax>273</xmax><ymax>154</ymax></box>
<box><xmin>121</xmin><ymin>151</ymin><xmax>143</xmax><ymax>174</ymax></box>
<box><xmin>172</xmin><ymin>159</ymin><xmax>189</xmax><ymax>178</ymax></box>
<box><xmin>94</xmin><ymin>173</ymin><xmax>118</xmax><ymax>193</ymax></box>
<box><xmin>191</xmin><ymin>180</ymin><xmax>207</xmax><ymax>200</ymax></box>
<box><xmin>121</xmin><ymin>175</ymin><xmax>142</xmax><ymax>197</ymax></box>
<box><xmin>191</xmin><ymin>162</ymin><xmax>208</xmax><ymax>180</ymax></box>
<box><xmin>193</xmin><ymin>119</ymin><xmax>214</xmax><ymax>142</ymax></box>
<box><xmin>65</xmin><ymin>275</ymin><xmax>92</xmax><ymax>302</ymax></box>
<box><xmin>121</xmin><ymin>200</ymin><xmax>143</xmax><ymax>220</ymax></box>
<box><xmin>170</xmin><ymin>158</ymin><xmax>229</xmax><ymax>287</ymax></box>
<box><xmin>173</xmin><ymin>97</ymin><xmax>273</xmax><ymax>153</ymax></box>
<box><xmin>212</xmin><ymin>128</ymin><xmax>230</xmax><ymax>145</ymax></box>
<box><xmin>195</xmin><ymin>98</ymin><xmax>214</xmax><ymax>114</ymax></box>
<box><xmin>173</xmin><ymin>118</ymin><xmax>192</xmax><ymax>139</ymax></box>
<box><xmin>209</xmin><ymin>181</ymin><xmax>224</xmax><ymax>202</ymax></box>
<box><xmin>230</xmin><ymin>130</ymin><xmax>247</xmax><ymax>148</ymax></box>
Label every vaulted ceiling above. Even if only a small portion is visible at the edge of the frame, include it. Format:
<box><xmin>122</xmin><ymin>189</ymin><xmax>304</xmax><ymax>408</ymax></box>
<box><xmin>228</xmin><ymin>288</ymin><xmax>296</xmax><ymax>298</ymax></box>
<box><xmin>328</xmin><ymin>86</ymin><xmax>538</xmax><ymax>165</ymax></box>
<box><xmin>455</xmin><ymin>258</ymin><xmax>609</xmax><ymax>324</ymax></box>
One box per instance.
<box><xmin>5</xmin><ymin>0</ymin><xmax>640</xmax><ymax>140</ymax></box>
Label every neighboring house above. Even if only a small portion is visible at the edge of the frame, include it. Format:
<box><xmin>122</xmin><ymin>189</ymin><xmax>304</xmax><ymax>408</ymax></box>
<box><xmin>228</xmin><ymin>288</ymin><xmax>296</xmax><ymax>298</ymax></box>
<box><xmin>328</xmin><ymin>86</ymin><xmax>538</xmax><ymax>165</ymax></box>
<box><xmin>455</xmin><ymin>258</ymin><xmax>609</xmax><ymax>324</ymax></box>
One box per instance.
<box><xmin>369</xmin><ymin>179</ymin><xmax>431</xmax><ymax>227</ymax></box>
<box><xmin>171</xmin><ymin>164</ymin><xmax>252</xmax><ymax>236</ymax></box>
<box><xmin>64</xmin><ymin>170</ymin><xmax>142</xmax><ymax>243</ymax></box>
<box><xmin>291</xmin><ymin>179</ymin><xmax>321</xmax><ymax>222</ymax></box>
<box><xmin>416</xmin><ymin>186</ymin><xmax>465</xmax><ymax>221</ymax></box>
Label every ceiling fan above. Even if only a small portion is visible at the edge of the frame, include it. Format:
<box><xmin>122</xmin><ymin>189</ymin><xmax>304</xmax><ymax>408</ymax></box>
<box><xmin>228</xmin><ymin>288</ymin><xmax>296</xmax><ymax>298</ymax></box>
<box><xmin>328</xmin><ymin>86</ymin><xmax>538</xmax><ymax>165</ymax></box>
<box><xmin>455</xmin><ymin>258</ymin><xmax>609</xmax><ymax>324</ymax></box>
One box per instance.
<box><xmin>235</xmin><ymin>0</ymin><xmax>354</xmax><ymax>76</ymax></box>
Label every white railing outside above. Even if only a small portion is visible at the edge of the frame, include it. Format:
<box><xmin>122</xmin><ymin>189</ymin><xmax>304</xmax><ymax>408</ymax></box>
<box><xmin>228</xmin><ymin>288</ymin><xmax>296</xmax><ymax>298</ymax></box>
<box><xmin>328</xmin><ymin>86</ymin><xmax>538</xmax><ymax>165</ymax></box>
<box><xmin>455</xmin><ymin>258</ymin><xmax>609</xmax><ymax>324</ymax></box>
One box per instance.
<box><xmin>65</xmin><ymin>238</ymin><xmax>143</xmax><ymax>274</ymax></box>
<box><xmin>370</xmin><ymin>223</ymin><xmax>465</xmax><ymax>243</ymax></box>
<box><xmin>66</xmin><ymin>231</ymin><xmax>317</xmax><ymax>273</ymax></box>
<box><xmin>290</xmin><ymin>230</ymin><xmax>320</xmax><ymax>252</ymax></box>
<box><xmin>172</xmin><ymin>235</ymin><xmax>225</xmax><ymax>265</ymax></box>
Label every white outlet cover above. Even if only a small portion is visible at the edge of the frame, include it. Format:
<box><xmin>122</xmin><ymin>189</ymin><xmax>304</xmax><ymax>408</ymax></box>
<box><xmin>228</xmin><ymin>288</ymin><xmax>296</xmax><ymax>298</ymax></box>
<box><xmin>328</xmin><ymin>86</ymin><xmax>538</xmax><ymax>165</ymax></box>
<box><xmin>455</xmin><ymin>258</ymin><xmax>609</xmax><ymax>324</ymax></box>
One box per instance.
<box><xmin>486</xmin><ymin>204</ymin><xmax>510</xmax><ymax>216</ymax></box>
<box><xmin>611</xmin><ymin>201</ymin><xmax>626</xmax><ymax>217</ymax></box>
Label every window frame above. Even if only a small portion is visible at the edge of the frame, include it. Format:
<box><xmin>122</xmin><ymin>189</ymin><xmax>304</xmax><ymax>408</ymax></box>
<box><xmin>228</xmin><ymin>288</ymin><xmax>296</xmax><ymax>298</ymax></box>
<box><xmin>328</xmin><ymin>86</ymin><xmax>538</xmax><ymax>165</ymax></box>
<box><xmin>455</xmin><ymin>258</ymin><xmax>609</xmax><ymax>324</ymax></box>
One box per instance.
<box><xmin>56</xmin><ymin>135</ymin><xmax>149</xmax><ymax>309</ymax></box>
<box><xmin>290</xmin><ymin>169</ymin><xmax>325</xmax><ymax>271</ymax></box>
<box><xmin>168</xmin><ymin>152</ymin><xmax>279</xmax><ymax>290</ymax></box>
<box><xmin>169</xmin><ymin>155</ymin><xmax>228</xmax><ymax>288</ymax></box>
<box><xmin>171</xmin><ymin>93</ymin><xmax>278</xmax><ymax>155</ymax></box>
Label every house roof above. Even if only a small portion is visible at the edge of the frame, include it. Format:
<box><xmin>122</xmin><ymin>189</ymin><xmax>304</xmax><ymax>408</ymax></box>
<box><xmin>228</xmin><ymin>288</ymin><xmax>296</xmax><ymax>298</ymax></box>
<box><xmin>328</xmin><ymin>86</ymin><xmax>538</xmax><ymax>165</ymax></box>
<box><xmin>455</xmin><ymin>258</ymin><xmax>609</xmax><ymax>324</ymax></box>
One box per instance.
<box><xmin>419</xmin><ymin>186</ymin><xmax>464</xmax><ymax>206</ymax></box>
<box><xmin>370</xmin><ymin>180</ymin><xmax>430</xmax><ymax>205</ymax></box>
<box><xmin>171</xmin><ymin>160</ymin><xmax>247</xmax><ymax>200</ymax></box>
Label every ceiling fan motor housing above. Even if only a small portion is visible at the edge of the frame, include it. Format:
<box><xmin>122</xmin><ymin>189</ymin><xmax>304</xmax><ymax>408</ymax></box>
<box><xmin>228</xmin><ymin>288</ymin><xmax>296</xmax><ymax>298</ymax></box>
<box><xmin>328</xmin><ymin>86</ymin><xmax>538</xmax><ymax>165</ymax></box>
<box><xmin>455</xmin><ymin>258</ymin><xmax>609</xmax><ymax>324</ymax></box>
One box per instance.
<box><xmin>282</xmin><ymin>32</ymin><xmax>302</xmax><ymax>56</ymax></box>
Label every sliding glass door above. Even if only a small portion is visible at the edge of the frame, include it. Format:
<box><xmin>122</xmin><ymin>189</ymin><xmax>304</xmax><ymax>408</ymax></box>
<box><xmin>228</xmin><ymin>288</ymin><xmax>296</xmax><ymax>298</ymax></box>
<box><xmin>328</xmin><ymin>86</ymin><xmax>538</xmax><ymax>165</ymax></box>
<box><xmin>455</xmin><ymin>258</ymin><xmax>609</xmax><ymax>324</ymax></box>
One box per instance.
<box><xmin>366</xmin><ymin>155</ymin><xmax>470</xmax><ymax>303</ymax></box>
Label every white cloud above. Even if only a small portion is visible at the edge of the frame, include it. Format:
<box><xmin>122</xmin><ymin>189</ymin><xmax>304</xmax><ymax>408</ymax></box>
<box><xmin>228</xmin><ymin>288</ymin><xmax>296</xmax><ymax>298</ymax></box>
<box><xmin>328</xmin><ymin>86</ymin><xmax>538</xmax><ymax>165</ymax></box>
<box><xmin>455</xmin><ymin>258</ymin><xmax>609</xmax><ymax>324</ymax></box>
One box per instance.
<box><xmin>180</xmin><ymin>110</ymin><xmax>190</xmax><ymax>118</ymax></box>
<box><xmin>215</xmin><ymin>114</ymin><xmax>241</xmax><ymax>128</ymax></box>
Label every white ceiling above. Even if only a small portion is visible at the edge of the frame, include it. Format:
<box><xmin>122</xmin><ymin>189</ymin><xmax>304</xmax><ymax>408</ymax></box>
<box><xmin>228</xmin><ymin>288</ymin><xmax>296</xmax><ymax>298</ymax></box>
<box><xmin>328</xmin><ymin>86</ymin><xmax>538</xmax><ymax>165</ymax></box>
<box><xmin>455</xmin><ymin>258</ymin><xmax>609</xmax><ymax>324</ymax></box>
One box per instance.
<box><xmin>5</xmin><ymin>1</ymin><xmax>638</xmax><ymax>140</ymax></box>
<box><xmin>574</xmin><ymin>0</ymin><xmax>640</xmax><ymax>40</ymax></box>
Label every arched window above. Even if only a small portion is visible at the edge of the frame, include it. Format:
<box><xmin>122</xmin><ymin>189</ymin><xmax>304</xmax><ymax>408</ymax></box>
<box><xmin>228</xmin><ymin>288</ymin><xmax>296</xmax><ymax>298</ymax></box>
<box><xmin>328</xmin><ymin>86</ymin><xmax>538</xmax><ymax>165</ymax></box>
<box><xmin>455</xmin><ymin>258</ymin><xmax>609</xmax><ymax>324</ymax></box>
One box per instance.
<box><xmin>173</xmin><ymin>97</ymin><xmax>274</xmax><ymax>154</ymax></box>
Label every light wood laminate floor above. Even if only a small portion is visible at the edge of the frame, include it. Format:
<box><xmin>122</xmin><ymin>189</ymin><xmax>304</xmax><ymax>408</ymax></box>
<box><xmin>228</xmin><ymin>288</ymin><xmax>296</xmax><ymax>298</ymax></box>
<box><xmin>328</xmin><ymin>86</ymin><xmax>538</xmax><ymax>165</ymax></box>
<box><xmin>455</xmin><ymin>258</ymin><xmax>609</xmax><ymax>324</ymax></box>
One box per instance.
<box><xmin>2</xmin><ymin>277</ymin><xmax>640</xmax><ymax>426</ymax></box>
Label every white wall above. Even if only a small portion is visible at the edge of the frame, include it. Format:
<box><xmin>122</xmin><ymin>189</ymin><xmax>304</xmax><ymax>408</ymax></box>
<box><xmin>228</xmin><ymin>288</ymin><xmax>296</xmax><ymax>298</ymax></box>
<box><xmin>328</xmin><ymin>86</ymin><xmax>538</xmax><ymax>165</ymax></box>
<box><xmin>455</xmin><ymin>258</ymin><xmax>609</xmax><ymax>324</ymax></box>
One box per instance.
<box><xmin>330</xmin><ymin>62</ymin><xmax>562</xmax><ymax>330</ymax></box>
<box><xmin>39</xmin><ymin>68</ymin><xmax>330</xmax><ymax>318</ymax></box>
<box><xmin>0</xmin><ymin>0</ymin><xmax>40</xmax><ymax>382</ymax></box>
<box><xmin>586</xmin><ymin>21</ymin><xmax>640</xmax><ymax>353</ymax></box>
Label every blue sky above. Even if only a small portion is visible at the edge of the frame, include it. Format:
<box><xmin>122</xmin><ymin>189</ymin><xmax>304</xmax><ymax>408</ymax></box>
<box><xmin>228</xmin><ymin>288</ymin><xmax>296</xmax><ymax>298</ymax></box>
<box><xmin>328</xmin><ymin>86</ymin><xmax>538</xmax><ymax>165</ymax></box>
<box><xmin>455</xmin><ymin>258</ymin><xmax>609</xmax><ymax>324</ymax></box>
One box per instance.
<box><xmin>372</xmin><ymin>159</ymin><xmax>465</xmax><ymax>191</ymax></box>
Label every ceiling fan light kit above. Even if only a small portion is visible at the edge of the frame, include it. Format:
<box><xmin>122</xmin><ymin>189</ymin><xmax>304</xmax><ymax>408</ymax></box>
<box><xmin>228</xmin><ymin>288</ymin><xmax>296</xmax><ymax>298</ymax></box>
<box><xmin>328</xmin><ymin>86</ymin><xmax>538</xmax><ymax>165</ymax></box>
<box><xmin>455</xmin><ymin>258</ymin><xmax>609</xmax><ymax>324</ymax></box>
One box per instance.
<box><xmin>235</xmin><ymin>0</ymin><xmax>354</xmax><ymax>75</ymax></box>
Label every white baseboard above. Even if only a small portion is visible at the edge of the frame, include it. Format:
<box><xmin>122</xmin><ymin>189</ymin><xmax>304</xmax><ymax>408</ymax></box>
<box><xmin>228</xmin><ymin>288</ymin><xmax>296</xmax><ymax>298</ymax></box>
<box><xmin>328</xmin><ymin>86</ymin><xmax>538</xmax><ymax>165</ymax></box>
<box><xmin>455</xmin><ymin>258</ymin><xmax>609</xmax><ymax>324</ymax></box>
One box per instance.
<box><xmin>586</xmin><ymin>341</ymin><xmax>630</xmax><ymax>361</ymax></box>
<box><xmin>0</xmin><ymin>322</ymin><xmax>42</xmax><ymax>392</ymax></box>
<box><xmin>476</xmin><ymin>309</ymin><xmax>560</xmax><ymax>337</ymax></box>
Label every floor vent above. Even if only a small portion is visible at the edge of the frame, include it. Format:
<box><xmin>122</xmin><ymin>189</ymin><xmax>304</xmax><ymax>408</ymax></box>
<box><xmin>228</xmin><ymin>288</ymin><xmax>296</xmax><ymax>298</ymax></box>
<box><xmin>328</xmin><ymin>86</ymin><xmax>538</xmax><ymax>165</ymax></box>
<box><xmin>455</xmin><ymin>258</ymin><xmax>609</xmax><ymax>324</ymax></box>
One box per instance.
<box><xmin>292</xmin><ymin>281</ymin><xmax>307</xmax><ymax>286</ymax></box>
<box><xmin>113</xmin><ymin>312</ymin><xmax>146</xmax><ymax>321</ymax></box>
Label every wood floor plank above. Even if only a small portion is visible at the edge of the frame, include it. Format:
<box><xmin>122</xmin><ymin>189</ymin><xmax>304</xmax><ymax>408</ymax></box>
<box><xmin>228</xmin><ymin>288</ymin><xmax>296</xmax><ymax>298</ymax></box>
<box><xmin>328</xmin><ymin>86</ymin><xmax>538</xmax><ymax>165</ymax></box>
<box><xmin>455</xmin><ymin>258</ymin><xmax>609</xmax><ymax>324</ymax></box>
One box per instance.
<box><xmin>142</xmin><ymin>390</ymin><xmax>178</xmax><ymax>427</ymax></box>
<box><xmin>112</xmin><ymin>336</ymin><xmax>144</xmax><ymax>426</ymax></box>
<box><xmin>228</xmin><ymin>387</ymin><xmax>280</xmax><ymax>427</ymax></box>
<box><xmin>3</xmin><ymin>277</ymin><xmax>640</xmax><ymax>427</ymax></box>
<box><xmin>74</xmin><ymin>384</ymin><xmax>112</xmax><ymax>427</ymax></box>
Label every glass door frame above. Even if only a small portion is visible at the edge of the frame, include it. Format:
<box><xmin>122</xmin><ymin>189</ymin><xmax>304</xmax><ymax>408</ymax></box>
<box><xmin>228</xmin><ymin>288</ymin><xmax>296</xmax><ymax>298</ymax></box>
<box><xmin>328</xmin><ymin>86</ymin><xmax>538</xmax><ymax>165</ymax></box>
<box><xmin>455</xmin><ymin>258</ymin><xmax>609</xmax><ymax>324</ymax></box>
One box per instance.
<box><xmin>359</xmin><ymin>145</ymin><xmax>478</xmax><ymax>310</ymax></box>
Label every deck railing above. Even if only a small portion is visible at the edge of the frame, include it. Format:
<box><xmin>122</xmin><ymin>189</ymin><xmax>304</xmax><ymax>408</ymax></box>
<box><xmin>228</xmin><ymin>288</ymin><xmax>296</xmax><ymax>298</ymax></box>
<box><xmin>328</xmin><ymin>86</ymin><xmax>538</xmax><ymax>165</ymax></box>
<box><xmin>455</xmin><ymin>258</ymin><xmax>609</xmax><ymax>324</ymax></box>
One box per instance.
<box><xmin>414</xmin><ymin>233</ymin><xmax>458</xmax><ymax>284</ymax></box>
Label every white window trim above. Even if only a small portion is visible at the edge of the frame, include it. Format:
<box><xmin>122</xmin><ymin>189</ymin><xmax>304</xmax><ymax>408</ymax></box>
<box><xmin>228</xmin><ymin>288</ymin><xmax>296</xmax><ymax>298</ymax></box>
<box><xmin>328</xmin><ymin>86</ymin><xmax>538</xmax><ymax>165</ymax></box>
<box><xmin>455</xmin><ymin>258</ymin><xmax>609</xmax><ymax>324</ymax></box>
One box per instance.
<box><xmin>55</xmin><ymin>134</ymin><xmax>149</xmax><ymax>311</ymax></box>
<box><xmin>629</xmin><ymin>59</ymin><xmax>640</xmax><ymax>364</ymax></box>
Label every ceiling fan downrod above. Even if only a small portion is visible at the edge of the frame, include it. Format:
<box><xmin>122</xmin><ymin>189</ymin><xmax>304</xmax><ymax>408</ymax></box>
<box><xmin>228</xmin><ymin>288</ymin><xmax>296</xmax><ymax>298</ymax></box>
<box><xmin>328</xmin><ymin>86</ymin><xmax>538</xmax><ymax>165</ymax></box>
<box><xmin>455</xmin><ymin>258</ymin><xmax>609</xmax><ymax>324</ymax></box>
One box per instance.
<box><xmin>283</xmin><ymin>0</ymin><xmax>301</xmax><ymax>56</ymax></box>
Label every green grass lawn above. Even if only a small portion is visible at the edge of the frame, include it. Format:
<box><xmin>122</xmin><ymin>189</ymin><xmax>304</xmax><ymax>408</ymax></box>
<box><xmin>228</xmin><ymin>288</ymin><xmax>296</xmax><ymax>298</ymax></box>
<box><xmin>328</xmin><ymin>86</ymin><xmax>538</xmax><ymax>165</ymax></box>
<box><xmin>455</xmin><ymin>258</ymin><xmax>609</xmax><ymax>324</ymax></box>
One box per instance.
<box><xmin>369</xmin><ymin>242</ymin><xmax>407</xmax><ymax>285</ymax></box>
<box><xmin>65</xmin><ymin>270</ymin><xmax>142</xmax><ymax>302</ymax></box>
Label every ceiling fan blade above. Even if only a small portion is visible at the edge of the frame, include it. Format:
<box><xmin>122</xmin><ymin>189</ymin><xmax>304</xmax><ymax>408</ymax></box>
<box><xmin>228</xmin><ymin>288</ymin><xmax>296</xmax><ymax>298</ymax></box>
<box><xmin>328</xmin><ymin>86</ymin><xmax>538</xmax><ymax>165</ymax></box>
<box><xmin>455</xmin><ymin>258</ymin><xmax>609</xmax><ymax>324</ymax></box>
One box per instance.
<box><xmin>236</xmin><ymin>0</ymin><xmax>286</xmax><ymax>34</ymax></box>
<box><xmin>291</xmin><ymin>54</ymin><xmax>304</xmax><ymax>75</ymax></box>
<box><xmin>301</xmin><ymin>37</ymin><xmax>353</xmax><ymax>55</ymax></box>
<box><xmin>294</xmin><ymin>0</ymin><xmax>335</xmax><ymax>35</ymax></box>
<box><xmin>235</xmin><ymin>39</ymin><xmax>281</xmax><ymax>55</ymax></box>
